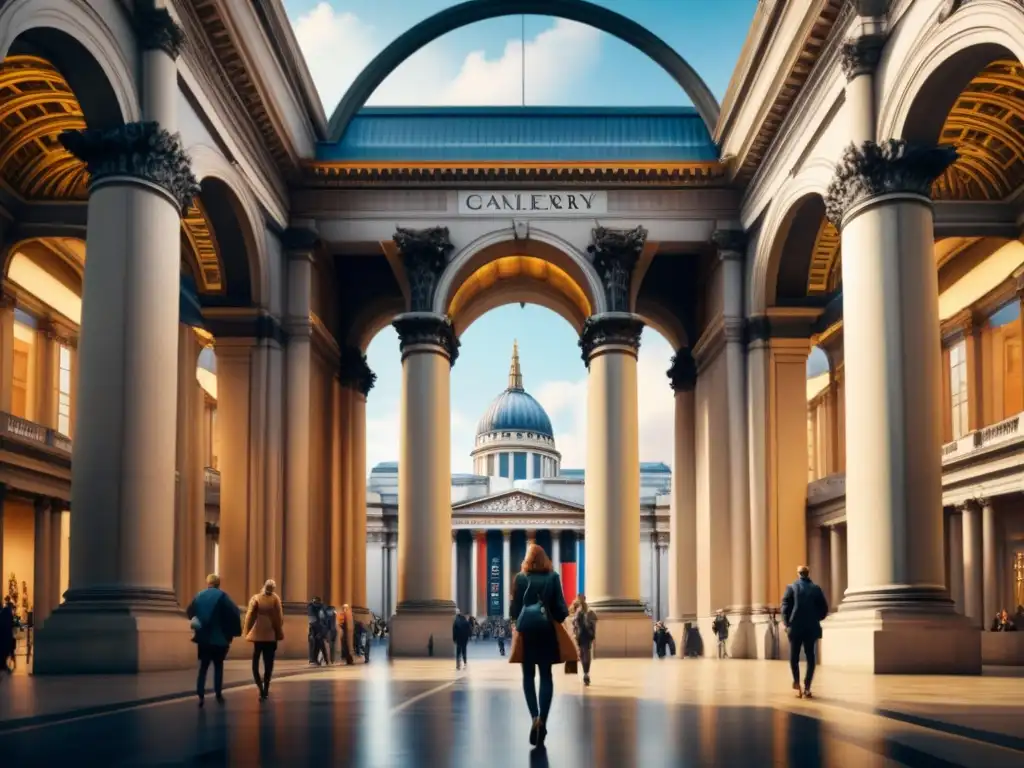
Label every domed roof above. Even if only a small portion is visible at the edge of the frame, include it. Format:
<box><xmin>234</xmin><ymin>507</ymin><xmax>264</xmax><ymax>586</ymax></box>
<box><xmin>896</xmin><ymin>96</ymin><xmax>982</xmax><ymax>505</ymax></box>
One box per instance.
<box><xmin>475</xmin><ymin>342</ymin><xmax>554</xmax><ymax>439</ymax></box>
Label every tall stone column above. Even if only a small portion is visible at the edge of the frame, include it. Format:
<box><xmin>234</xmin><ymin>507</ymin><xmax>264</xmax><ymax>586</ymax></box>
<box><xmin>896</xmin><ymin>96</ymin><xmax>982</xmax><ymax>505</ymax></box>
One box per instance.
<box><xmin>962</xmin><ymin>501</ymin><xmax>983</xmax><ymax>629</ymax></box>
<box><xmin>174</xmin><ymin>324</ymin><xmax>201</xmax><ymax>606</ymax></box>
<box><xmin>502</xmin><ymin>530</ymin><xmax>512</xmax><ymax>617</ymax></box>
<box><xmin>34</xmin><ymin>9</ymin><xmax>200</xmax><ymax>673</ymax></box>
<box><xmin>470</xmin><ymin>531</ymin><xmax>479</xmax><ymax>617</ymax></box>
<box><xmin>388</xmin><ymin>226</ymin><xmax>457</xmax><ymax>657</ymax></box>
<box><xmin>33</xmin><ymin>497</ymin><xmax>52</xmax><ymax>625</ymax></box>
<box><xmin>982</xmin><ymin>498</ymin><xmax>999</xmax><ymax>626</ymax></box>
<box><xmin>746</xmin><ymin>323</ymin><xmax>770</xmax><ymax>619</ymax></box>
<box><xmin>829</xmin><ymin>525</ymin><xmax>847</xmax><ymax>608</ymax></box>
<box><xmin>49</xmin><ymin>499</ymin><xmax>65</xmax><ymax>608</ymax></box>
<box><xmin>331</xmin><ymin>382</ymin><xmax>351</xmax><ymax>608</ymax></box>
<box><xmin>451</xmin><ymin>532</ymin><xmax>457</xmax><ymax>605</ymax></box>
<box><xmin>552</xmin><ymin>533</ymin><xmax>561</xmax><ymax>575</ymax></box>
<box><xmin>340</xmin><ymin>346</ymin><xmax>374</xmax><ymax>624</ymax></box>
<box><xmin>820</xmin><ymin>138</ymin><xmax>980</xmax><ymax>673</ymax></box>
<box><xmin>189</xmin><ymin>370</ymin><xmax>205</xmax><ymax>601</ymax></box>
<box><xmin>282</xmin><ymin>228</ymin><xmax>316</xmax><ymax>633</ymax></box>
<box><xmin>948</xmin><ymin>509</ymin><xmax>964</xmax><ymax>614</ymax></box>
<box><xmin>667</xmin><ymin>350</ymin><xmax>697</xmax><ymax>636</ymax></box>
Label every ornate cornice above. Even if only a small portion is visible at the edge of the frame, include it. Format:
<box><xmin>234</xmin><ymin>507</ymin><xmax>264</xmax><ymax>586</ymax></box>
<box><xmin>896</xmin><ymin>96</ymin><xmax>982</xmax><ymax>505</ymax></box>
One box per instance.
<box><xmin>339</xmin><ymin>345</ymin><xmax>376</xmax><ymax>396</ymax></box>
<box><xmin>136</xmin><ymin>7</ymin><xmax>186</xmax><ymax>59</ymax></box>
<box><xmin>839</xmin><ymin>34</ymin><xmax>885</xmax><ymax>80</ymax></box>
<box><xmin>579</xmin><ymin>312</ymin><xmax>644</xmax><ymax>365</ymax></box>
<box><xmin>712</xmin><ymin>229</ymin><xmax>747</xmax><ymax>258</ymax></box>
<box><xmin>824</xmin><ymin>140</ymin><xmax>958</xmax><ymax>227</ymax></box>
<box><xmin>588</xmin><ymin>226</ymin><xmax>647</xmax><ymax>313</ymax></box>
<box><xmin>394</xmin><ymin>227</ymin><xmax>453</xmax><ymax>312</ymax></box>
<box><xmin>667</xmin><ymin>348</ymin><xmax>696</xmax><ymax>392</ymax></box>
<box><xmin>59</xmin><ymin>122</ymin><xmax>200</xmax><ymax>213</ymax></box>
<box><xmin>393</xmin><ymin>312</ymin><xmax>459</xmax><ymax>366</ymax></box>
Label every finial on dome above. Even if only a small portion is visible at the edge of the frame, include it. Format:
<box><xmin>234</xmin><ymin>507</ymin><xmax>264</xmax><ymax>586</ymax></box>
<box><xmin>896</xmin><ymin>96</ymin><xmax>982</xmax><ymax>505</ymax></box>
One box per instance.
<box><xmin>509</xmin><ymin>339</ymin><xmax>523</xmax><ymax>390</ymax></box>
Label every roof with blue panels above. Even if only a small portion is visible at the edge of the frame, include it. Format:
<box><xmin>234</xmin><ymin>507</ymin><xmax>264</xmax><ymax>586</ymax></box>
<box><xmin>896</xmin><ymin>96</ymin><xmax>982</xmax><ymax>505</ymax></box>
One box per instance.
<box><xmin>316</xmin><ymin>107</ymin><xmax>719</xmax><ymax>164</ymax></box>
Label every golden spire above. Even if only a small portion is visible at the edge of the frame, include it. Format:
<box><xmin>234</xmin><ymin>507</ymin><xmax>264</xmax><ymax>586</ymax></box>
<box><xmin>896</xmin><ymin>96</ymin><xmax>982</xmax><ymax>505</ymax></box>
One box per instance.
<box><xmin>509</xmin><ymin>339</ymin><xmax>523</xmax><ymax>390</ymax></box>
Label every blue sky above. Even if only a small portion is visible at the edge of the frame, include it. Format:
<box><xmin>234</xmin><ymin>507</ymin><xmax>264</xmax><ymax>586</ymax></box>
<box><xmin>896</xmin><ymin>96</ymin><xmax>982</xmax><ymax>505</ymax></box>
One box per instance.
<box><xmin>284</xmin><ymin>0</ymin><xmax>757</xmax><ymax>473</ymax></box>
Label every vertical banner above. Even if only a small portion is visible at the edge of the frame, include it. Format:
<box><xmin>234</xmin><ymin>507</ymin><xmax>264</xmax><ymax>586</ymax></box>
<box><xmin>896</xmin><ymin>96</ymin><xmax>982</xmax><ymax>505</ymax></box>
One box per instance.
<box><xmin>577</xmin><ymin>539</ymin><xmax>586</xmax><ymax>596</ymax></box>
<box><xmin>562</xmin><ymin>563</ymin><xmax>577</xmax><ymax>605</ymax></box>
<box><xmin>487</xmin><ymin>531</ymin><xmax>503</xmax><ymax>617</ymax></box>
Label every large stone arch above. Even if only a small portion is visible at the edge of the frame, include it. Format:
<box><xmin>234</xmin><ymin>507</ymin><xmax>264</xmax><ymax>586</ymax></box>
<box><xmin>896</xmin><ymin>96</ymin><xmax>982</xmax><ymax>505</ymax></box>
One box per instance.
<box><xmin>188</xmin><ymin>145</ymin><xmax>270</xmax><ymax>309</ymax></box>
<box><xmin>326</xmin><ymin>0</ymin><xmax>720</xmax><ymax>140</ymax></box>
<box><xmin>878</xmin><ymin>1</ymin><xmax>1024</xmax><ymax>143</ymax></box>
<box><xmin>0</xmin><ymin>0</ymin><xmax>139</xmax><ymax>127</ymax></box>
<box><xmin>748</xmin><ymin>158</ymin><xmax>834</xmax><ymax>315</ymax></box>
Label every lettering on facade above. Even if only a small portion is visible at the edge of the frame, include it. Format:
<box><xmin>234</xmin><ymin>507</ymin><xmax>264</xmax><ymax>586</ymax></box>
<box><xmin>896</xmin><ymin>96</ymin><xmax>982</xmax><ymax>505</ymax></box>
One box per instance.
<box><xmin>458</xmin><ymin>191</ymin><xmax>608</xmax><ymax>216</ymax></box>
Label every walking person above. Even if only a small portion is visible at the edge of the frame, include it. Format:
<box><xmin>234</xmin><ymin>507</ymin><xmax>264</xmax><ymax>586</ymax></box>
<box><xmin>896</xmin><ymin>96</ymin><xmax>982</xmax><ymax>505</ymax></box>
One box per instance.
<box><xmin>243</xmin><ymin>579</ymin><xmax>285</xmax><ymax>701</ymax></box>
<box><xmin>1</xmin><ymin>596</ymin><xmax>15</xmax><ymax>675</ymax></box>
<box><xmin>781</xmin><ymin>565</ymin><xmax>829</xmax><ymax>699</ymax></box>
<box><xmin>186</xmin><ymin>574</ymin><xmax>242</xmax><ymax>707</ymax></box>
<box><xmin>453</xmin><ymin>610</ymin><xmax>471</xmax><ymax>670</ymax></box>
<box><xmin>711</xmin><ymin>610</ymin><xmax>730</xmax><ymax>659</ymax></box>
<box><xmin>571</xmin><ymin>594</ymin><xmax>597</xmax><ymax>685</ymax></box>
<box><xmin>339</xmin><ymin>604</ymin><xmax>355</xmax><ymax>664</ymax></box>
<box><xmin>510</xmin><ymin>543</ymin><xmax>572</xmax><ymax>749</ymax></box>
<box><xmin>307</xmin><ymin>596</ymin><xmax>326</xmax><ymax>665</ymax></box>
<box><xmin>323</xmin><ymin>605</ymin><xmax>339</xmax><ymax>664</ymax></box>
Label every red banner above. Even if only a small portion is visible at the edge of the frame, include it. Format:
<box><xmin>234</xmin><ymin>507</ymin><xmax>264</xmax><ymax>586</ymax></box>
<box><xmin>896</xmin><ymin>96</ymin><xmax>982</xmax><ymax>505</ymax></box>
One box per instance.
<box><xmin>561</xmin><ymin>562</ymin><xmax>577</xmax><ymax>605</ymax></box>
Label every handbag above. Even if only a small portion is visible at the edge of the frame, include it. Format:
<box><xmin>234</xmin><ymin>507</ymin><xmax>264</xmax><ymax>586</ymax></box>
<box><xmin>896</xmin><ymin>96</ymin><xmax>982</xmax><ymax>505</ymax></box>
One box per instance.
<box><xmin>564</xmin><ymin>659</ymin><xmax>578</xmax><ymax>675</ymax></box>
<box><xmin>515</xmin><ymin>580</ymin><xmax>549</xmax><ymax>635</ymax></box>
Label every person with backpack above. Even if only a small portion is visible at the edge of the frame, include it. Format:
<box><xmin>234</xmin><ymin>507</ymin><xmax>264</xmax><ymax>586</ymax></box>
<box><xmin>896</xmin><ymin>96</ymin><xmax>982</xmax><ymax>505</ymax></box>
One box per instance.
<box><xmin>571</xmin><ymin>594</ymin><xmax>597</xmax><ymax>686</ymax></box>
<box><xmin>186</xmin><ymin>574</ymin><xmax>242</xmax><ymax>707</ymax></box>
<box><xmin>781</xmin><ymin>565</ymin><xmax>829</xmax><ymax>699</ymax></box>
<box><xmin>243</xmin><ymin>579</ymin><xmax>285</xmax><ymax>700</ymax></box>
<box><xmin>509</xmin><ymin>544</ymin><xmax>571</xmax><ymax>749</ymax></box>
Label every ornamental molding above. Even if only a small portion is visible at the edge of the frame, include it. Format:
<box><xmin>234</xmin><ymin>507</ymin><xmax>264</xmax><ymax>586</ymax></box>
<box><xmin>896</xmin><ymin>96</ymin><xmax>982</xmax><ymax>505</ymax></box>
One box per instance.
<box><xmin>839</xmin><ymin>34</ymin><xmax>886</xmax><ymax>81</ymax></box>
<box><xmin>579</xmin><ymin>312</ymin><xmax>644</xmax><ymax>365</ymax></box>
<box><xmin>393</xmin><ymin>312</ymin><xmax>460</xmax><ymax>365</ymax></box>
<box><xmin>588</xmin><ymin>226</ymin><xmax>647</xmax><ymax>313</ymax></box>
<box><xmin>136</xmin><ymin>7</ymin><xmax>186</xmax><ymax>59</ymax></box>
<box><xmin>60</xmin><ymin>122</ymin><xmax>200</xmax><ymax>213</ymax></box>
<box><xmin>452</xmin><ymin>490</ymin><xmax>584</xmax><ymax>518</ymax></box>
<box><xmin>394</xmin><ymin>226</ymin><xmax>453</xmax><ymax>312</ymax></box>
<box><xmin>667</xmin><ymin>348</ymin><xmax>696</xmax><ymax>392</ymax></box>
<box><xmin>339</xmin><ymin>345</ymin><xmax>376</xmax><ymax>395</ymax></box>
<box><xmin>454</xmin><ymin>518</ymin><xmax>581</xmax><ymax>530</ymax></box>
<box><xmin>824</xmin><ymin>140</ymin><xmax>958</xmax><ymax>227</ymax></box>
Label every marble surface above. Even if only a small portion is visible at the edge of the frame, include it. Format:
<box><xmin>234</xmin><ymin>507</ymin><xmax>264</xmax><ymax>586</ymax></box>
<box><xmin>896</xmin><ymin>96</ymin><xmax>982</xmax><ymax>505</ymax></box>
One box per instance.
<box><xmin>2</xmin><ymin>644</ymin><xmax>1023</xmax><ymax>767</ymax></box>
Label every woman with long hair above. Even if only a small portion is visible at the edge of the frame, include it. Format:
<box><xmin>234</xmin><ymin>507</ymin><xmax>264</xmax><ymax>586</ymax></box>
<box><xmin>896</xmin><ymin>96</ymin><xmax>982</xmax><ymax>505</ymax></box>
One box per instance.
<box><xmin>243</xmin><ymin>579</ymin><xmax>284</xmax><ymax>701</ymax></box>
<box><xmin>571</xmin><ymin>593</ymin><xmax>597</xmax><ymax>686</ymax></box>
<box><xmin>509</xmin><ymin>543</ymin><xmax>570</xmax><ymax>748</ymax></box>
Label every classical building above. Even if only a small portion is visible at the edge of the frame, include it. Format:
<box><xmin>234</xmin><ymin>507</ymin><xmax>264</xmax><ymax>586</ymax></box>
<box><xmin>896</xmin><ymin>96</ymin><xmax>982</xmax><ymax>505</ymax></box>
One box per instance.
<box><xmin>365</xmin><ymin>342</ymin><xmax>672</xmax><ymax>621</ymax></box>
<box><xmin>0</xmin><ymin>0</ymin><xmax>1020</xmax><ymax>673</ymax></box>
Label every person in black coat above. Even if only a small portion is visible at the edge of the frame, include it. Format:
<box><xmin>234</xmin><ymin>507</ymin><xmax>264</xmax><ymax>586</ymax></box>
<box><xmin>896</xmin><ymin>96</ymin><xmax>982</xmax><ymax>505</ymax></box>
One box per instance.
<box><xmin>780</xmin><ymin>565</ymin><xmax>829</xmax><ymax>698</ymax></box>
<box><xmin>0</xmin><ymin>596</ymin><xmax>15</xmax><ymax>670</ymax></box>
<box><xmin>452</xmin><ymin>611</ymin><xmax>471</xmax><ymax>669</ymax></box>
<box><xmin>510</xmin><ymin>544</ymin><xmax>570</xmax><ymax>749</ymax></box>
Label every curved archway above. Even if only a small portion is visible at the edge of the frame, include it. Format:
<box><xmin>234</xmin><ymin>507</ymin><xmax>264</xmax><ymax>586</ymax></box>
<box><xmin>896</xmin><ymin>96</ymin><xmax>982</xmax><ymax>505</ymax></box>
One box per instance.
<box><xmin>326</xmin><ymin>0</ymin><xmax>720</xmax><ymax>140</ymax></box>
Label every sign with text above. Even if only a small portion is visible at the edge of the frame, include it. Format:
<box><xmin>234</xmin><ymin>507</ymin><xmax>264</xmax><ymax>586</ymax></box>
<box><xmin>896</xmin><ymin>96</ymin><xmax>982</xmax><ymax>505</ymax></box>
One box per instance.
<box><xmin>487</xmin><ymin>533</ymin><xmax>503</xmax><ymax>617</ymax></box>
<box><xmin>458</xmin><ymin>191</ymin><xmax>608</xmax><ymax>216</ymax></box>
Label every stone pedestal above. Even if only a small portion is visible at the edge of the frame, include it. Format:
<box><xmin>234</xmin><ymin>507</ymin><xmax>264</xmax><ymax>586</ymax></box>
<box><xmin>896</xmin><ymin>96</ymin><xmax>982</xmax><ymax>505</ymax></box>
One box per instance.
<box><xmin>820</xmin><ymin>140</ymin><xmax>979</xmax><ymax>674</ymax></box>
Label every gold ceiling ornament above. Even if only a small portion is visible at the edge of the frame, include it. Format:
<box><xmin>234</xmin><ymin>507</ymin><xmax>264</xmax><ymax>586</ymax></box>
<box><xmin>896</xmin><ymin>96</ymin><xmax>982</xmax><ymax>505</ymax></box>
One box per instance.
<box><xmin>806</xmin><ymin>218</ymin><xmax>842</xmax><ymax>295</ymax></box>
<box><xmin>181</xmin><ymin>198</ymin><xmax>224</xmax><ymax>293</ymax></box>
<box><xmin>1014</xmin><ymin>551</ymin><xmax>1023</xmax><ymax>609</ymax></box>
<box><xmin>0</xmin><ymin>55</ymin><xmax>88</xmax><ymax>199</ymax></box>
<box><xmin>933</xmin><ymin>58</ymin><xmax>1024</xmax><ymax>202</ymax></box>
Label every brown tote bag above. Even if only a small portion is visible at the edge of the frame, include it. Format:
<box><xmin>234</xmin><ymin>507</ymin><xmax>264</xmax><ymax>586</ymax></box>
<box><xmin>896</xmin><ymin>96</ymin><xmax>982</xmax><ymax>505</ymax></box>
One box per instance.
<box><xmin>509</xmin><ymin>575</ymin><xmax>579</xmax><ymax>672</ymax></box>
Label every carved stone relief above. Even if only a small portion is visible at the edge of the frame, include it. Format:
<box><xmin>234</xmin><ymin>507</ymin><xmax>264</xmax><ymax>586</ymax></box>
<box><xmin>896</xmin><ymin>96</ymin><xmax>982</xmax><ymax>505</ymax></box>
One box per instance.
<box><xmin>588</xmin><ymin>226</ymin><xmax>647</xmax><ymax>312</ymax></box>
<box><xmin>393</xmin><ymin>226</ymin><xmax>453</xmax><ymax>312</ymax></box>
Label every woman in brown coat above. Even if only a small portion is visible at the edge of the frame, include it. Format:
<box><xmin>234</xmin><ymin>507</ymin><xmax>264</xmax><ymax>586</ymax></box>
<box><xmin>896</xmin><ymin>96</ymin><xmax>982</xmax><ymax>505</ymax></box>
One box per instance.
<box><xmin>243</xmin><ymin>579</ymin><xmax>285</xmax><ymax>700</ymax></box>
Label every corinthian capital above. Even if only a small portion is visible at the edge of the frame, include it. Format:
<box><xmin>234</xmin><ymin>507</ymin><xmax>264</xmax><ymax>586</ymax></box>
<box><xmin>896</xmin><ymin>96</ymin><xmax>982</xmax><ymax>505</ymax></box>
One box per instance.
<box><xmin>392</xmin><ymin>312</ymin><xmax>459</xmax><ymax>366</ymax></box>
<box><xmin>667</xmin><ymin>348</ymin><xmax>696</xmax><ymax>392</ymax></box>
<box><xmin>394</xmin><ymin>227</ymin><xmax>453</xmax><ymax>313</ymax></box>
<box><xmin>824</xmin><ymin>140</ymin><xmax>958</xmax><ymax>227</ymax></box>
<box><xmin>839</xmin><ymin>34</ymin><xmax>885</xmax><ymax>80</ymax></box>
<box><xmin>136</xmin><ymin>7</ymin><xmax>186</xmax><ymax>59</ymax></box>
<box><xmin>59</xmin><ymin>122</ymin><xmax>200</xmax><ymax>213</ymax></box>
<box><xmin>578</xmin><ymin>312</ymin><xmax>644</xmax><ymax>365</ymax></box>
<box><xmin>588</xmin><ymin>226</ymin><xmax>647</xmax><ymax>313</ymax></box>
<box><xmin>339</xmin><ymin>346</ymin><xmax>377</xmax><ymax>396</ymax></box>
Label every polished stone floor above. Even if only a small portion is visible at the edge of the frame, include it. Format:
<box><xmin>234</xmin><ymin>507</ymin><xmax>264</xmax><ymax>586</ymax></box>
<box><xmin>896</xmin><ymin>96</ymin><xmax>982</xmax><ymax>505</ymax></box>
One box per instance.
<box><xmin>3</xmin><ymin>643</ymin><xmax>1023</xmax><ymax>767</ymax></box>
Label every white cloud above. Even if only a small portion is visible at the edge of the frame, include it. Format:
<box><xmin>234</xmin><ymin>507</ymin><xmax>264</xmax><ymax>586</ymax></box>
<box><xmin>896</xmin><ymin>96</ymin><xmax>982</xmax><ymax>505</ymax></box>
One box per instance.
<box><xmin>291</xmin><ymin>2</ymin><xmax>602</xmax><ymax>111</ymax></box>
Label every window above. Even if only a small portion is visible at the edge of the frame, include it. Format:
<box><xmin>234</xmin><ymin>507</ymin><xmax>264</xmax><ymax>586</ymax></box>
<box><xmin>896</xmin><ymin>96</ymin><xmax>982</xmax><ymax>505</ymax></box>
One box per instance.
<box><xmin>949</xmin><ymin>339</ymin><xmax>969</xmax><ymax>439</ymax></box>
<box><xmin>513</xmin><ymin>452</ymin><xmax>527</xmax><ymax>480</ymax></box>
<box><xmin>11</xmin><ymin>314</ymin><xmax>36</xmax><ymax>420</ymax></box>
<box><xmin>988</xmin><ymin>301</ymin><xmax>1022</xmax><ymax>419</ymax></box>
<box><xmin>486</xmin><ymin>453</ymin><xmax>495</xmax><ymax>476</ymax></box>
<box><xmin>532</xmin><ymin>453</ymin><xmax>541</xmax><ymax>478</ymax></box>
<box><xmin>57</xmin><ymin>345</ymin><xmax>72</xmax><ymax>436</ymax></box>
<box><xmin>499</xmin><ymin>452</ymin><xmax>509</xmax><ymax>478</ymax></box>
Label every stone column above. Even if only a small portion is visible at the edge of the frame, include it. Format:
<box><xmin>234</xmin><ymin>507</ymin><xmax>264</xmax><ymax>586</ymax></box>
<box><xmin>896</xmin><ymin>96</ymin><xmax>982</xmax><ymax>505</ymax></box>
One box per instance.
<box><xmin>982</xmin><ymin>498</ymin><xmax>999</xmax><ymax>626</ymax></box>
<box><xmin>49</xmin><ymin>499</ymin><xmax>65</xmax><ymax>608</ymax></box>
<box><xmin>0</xmin><ymin>295</ymin><xmax>14</xmax><ymax>412</ymax></box>
<box><xmin>552</xmin><ymin>533</ymin><xmax>561</xmax><ymax>575</ymax></box>
<box><xmin>962</xmin><ymin>501</ymin><xmax>984</xmax><ymax>629</ymax></box>
<box><xmin>36</xmin><ymin>326</ymin><xmax>59</xmax><ymax>429</ymax></box>
<box><xmin>502</xmin><ymin>530</ymin><xmax>512</xmax><ymax>617</ymax></box>
<box><xmin>331</xmin><ymin>381</ymin><xmax>350</xmax><ymax>608</ymax></box>
<box><xmin>948</xmin><ymin>509</ymin><xmax>964</xmax><ymax>614</ymax></box>
<box><xmin>746</xmin><ymin>323</ymin><xmax>770</xmax><ymax>619</ymax></box>
<box><xmin>174</xmin><ymin>324</ymin><xmax>201</xmax><ymax>606</ymax></box>
<box><xmin>340</xmin><ymin>346</ymin><xmax>374</xmax><ymax>624</ymax></box>
<box><xmin>34</xmin><ymin>9</ymin><xmax>199</xmax><ymax>674</ymax></box>
<box><xmin>470</xmin><ymin>532</ymin><xmax>479</xmax><ymax>617</ymax></box>
<box><xmin>189</xmin><ymin>351</ymin><xmax>206</xmax><ymax>601</ymax></box>
<box><xmin>666</xmin><ymin>350</ymin><xmax>697</xmax><ymax>636</ymax></box>
<box><xmin>829</xmin><ymin>526</ymin><xmax>847</xmax><ymax>609</ymax></box>
<box><xmin>0</xmin><ymin>484</ymin><xmax>6</xmax><ymax>592</ymax></box>
<box><xmin>820</xmin><ymin>137</ymin><xmax>980</xmax><ymax>673</ymax></box>
<box><xmin>451</xmin><ymin>532</ymin><xmax>458</xmax><ymax>604</ymax></box>
<box><xmin>33</xmin><ymin>497</ymin><xmax>51</xmax><ymax>626</ymax></box>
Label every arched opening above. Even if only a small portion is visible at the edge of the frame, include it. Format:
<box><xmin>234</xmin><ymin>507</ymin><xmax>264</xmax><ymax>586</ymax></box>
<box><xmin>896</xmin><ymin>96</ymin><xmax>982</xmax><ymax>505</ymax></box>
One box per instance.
<box><xmin>325</xmin><ymin>0</ymin><xmax>720</xmax><ymax>139</ymax></box>
<box><xmin>765</xmin><ymin>194</ymin><xmax>840</xmax><ymax>309</ymax></box>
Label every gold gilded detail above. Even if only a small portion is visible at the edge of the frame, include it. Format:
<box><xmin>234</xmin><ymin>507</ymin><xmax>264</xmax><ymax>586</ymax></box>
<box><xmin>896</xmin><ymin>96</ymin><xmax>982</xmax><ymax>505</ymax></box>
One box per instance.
<box><xmin>181</xmin><ymin>198</ymin><xmax>224</xmax><ymax>293</ymax></box>
<box><xmin>806</xmin><ymin>218</ymin><xmax>842</xmax><ymax>295</ymax></box>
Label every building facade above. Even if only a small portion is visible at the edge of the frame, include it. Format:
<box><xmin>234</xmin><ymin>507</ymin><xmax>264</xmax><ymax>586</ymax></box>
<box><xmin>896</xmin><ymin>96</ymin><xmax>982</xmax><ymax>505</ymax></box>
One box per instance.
<box><xmin>0</xmin><ymin>0</ymin><xmax>1019</xmax><ymax>672</ymax></box>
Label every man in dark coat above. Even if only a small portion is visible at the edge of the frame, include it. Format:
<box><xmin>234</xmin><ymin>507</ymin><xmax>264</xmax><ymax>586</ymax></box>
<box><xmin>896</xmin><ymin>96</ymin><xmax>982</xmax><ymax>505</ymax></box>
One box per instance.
<box><xmin>0</xmin><ymin>596</ymin><xmax>15</xmax><ymax>670</ymax></box>
<box><xmin>452</xmin><ymin>610</ymin><xmax>471</xmax><ymax>670</ymax></box>
<box><xmin>781</xmin><ymin>565</ymin><xmax>829</xmax><ymax>698</ymax></box>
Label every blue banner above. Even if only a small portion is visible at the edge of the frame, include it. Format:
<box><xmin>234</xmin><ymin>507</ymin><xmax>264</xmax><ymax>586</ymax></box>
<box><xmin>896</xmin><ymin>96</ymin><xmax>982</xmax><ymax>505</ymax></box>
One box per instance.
<box><xmin>487</xmin><ymin>532</ymin><xmax>503</xmax><ymax>616</ymax></box>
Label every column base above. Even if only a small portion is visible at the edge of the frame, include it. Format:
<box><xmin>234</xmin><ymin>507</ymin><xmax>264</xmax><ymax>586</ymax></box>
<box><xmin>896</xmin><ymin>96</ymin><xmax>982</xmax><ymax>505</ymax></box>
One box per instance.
<box><xmin>275</xmin><ymin>608</ymin><xmax>314</xmax><ymax>661</ymax></box>
<box><xmin>821</xmin><ymin>586</ymin><xmax>981</xmax><ymax>674</ymax></box>
<box><xmin>590</xmin><ymin>599</ymin><xmax>652</xmax><ymax>657</ymax></box>
<box><xmin>33</xmin><ymin>587</ymin><xmax>193</xmax><ymax>674</ymax></box>
<box><xmin>388</xmin><ymin>600</ymin><xmax>456</xmax><ymax>658</ymax></box>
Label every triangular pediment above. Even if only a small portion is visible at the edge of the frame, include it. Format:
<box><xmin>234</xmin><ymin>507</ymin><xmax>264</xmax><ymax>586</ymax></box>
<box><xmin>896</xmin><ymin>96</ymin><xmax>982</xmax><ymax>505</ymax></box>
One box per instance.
<box><xmin>451</xmin><ymin>489</ymin><xmax>583</xmax><ymax>516</ymax></box>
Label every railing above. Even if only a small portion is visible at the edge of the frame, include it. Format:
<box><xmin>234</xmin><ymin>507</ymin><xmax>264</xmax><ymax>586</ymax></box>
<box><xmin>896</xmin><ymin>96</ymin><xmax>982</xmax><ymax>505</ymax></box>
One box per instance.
<box><xmin>0</xmin><ymin>412</ymin><xmax>71</xmax><ymax>454</ymax></box>
<box><xmin>204</xmin><ymin>467</ymin><xmax>220</xmax><ymax>506</ymax></box>
<box><xmin>942</xmin><ymin>411</ymin><xmax>1024</xmax><ymax>462</ymax></box>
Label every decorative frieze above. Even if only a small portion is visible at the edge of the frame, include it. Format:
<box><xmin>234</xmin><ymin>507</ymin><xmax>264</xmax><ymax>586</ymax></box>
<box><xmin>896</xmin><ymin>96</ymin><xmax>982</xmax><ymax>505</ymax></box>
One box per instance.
<box><xmin>136</xmin><ymin>6</ymin><xmax>186</xmax><ymax>59</ymax></box>
<box><xmin>667</xmin><ymin>348</ymin><xmax>696</xmax><ymax>392</ymax></box>
<box><xmin>393</xmin><ymin>227</ymin><xmax>453</xmax><ymax>312</ymax></box>
<box><xmin>839</xmin><ymin>34</ymin><xmax>885</xmax><ymax>80</ymax></box>
<box><xmin>588</xmin><ymin>226</ymin><xmax>647</xmax><ymax>313</ymax></box>
<box><xmin>59</xmin><ymin>122</ymin><xmax>200</xmax><ymax>213</ymax></box>
<box><xmin>392</xmin><ymin>312</ymin><xmax>460</xmax><ymax>365</ymax></box>
<box><xmin>824</xmin><ymin>140</ymin><xmax>958</xmax><ymax>227</ymax></box>
<box><xmin>339</xmin><ymin>345</ymin><xmax>376</xmax><ymax>395</ymax></box>
<box><xmin>578</xmin><ymin>312</ymin><xmax>644</xmax><ymax>365</ymax></box>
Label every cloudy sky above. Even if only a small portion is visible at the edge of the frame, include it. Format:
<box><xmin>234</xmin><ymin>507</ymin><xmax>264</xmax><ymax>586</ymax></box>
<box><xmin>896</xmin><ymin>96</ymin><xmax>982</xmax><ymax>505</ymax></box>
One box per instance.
<box><xmin>284</xmin><ymin>0</ymin><xmax>758</xmax><ymax>474</ymax></box>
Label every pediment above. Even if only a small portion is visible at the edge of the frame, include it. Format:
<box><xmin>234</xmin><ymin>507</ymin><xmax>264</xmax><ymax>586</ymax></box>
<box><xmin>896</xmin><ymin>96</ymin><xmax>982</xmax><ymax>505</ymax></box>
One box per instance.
<box><xmin>451</xmin><ymin>489</ymin><xmax>583</xmax><ymax>517</ymax></box>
